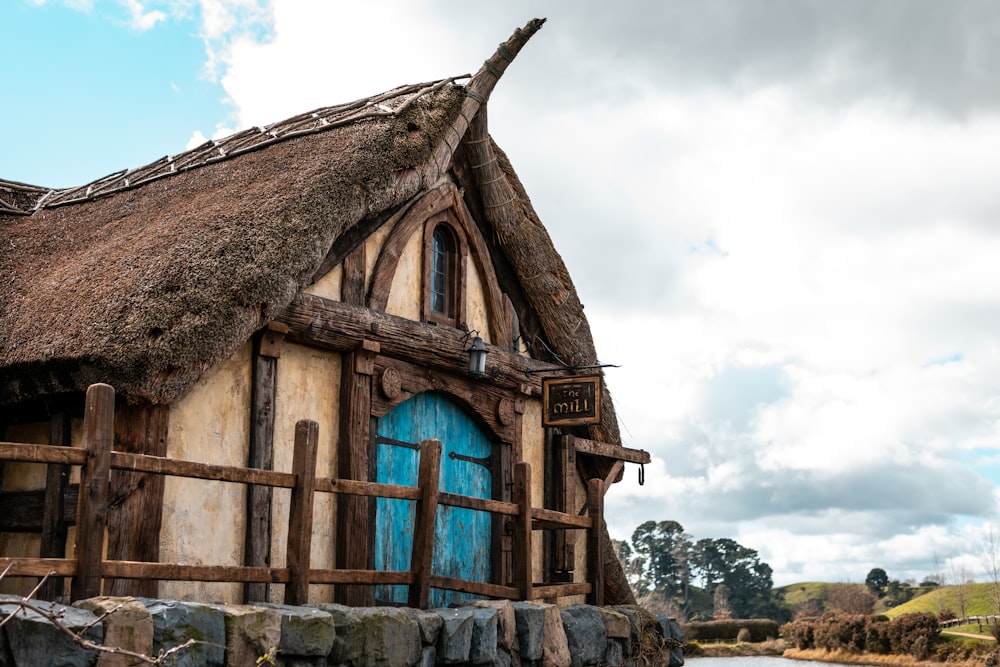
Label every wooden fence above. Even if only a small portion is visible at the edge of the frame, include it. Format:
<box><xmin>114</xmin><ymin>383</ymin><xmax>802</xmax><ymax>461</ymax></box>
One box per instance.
<box><xmin>940</xmin><ymin>615</ymin><xmax>1000</xmax><ymax>632</ymax></box>
<box><xmin>0</xmin><ymin>383</ymin><xmax>603</xmax><ymax>608</ymax></box>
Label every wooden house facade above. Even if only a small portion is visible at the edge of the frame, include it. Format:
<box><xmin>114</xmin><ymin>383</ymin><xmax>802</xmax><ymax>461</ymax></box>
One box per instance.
<box><xmin>0</xmin><ymin>20</ymin><xmax>647</xmax><ymax>607</ymax></box>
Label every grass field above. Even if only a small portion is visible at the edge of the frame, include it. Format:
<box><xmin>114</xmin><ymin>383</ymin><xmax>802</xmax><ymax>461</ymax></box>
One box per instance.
<box><xmin>884</xmin><ymin>582</ymin><xmax>999</xmax><ymax>620</ymax></box>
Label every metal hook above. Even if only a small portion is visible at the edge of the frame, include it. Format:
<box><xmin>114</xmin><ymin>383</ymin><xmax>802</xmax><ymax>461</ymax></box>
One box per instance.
<box><xmin>638</xmin><ymin>463</ymin><xmax>645</xmax><ymax>486</ymax></box>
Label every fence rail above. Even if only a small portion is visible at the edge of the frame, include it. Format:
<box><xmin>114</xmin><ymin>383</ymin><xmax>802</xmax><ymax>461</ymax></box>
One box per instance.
<box><xmin>0</xmin><ymin>383</ymin><xmax>603</xmax><ymax>608</ymax></box>
<box><xmin>940</xmin><ymin>615</ymin><xmax>1000</xmax><ymax>630</ymax></box>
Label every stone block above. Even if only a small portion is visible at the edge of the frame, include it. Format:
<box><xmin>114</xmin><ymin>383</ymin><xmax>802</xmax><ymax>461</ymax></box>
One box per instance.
<box><xmin>604</xmin><ymin>638</ymin><xmax>625</xmax><ymax>667</ymax></box>
<box><xmin>512</xmin><ymin>601</ymin><xmax>569</xmax><ymax>667</ymax></box>
<box><xmin>559</xmin><ymin>605</ymin><xmax>606</xmax><ymax>667</ymax></box>
<box><xmin>260</xmin><ymin>602</ymin><xmax>335</xmax><ymax>657</ymax></box>
<box><xmin>511</xmin><ymin>602</ymin><xmax>543</xmax><ymax>662</ymax></box>
<box><xmin>433</xmin><ymin>607</ymin><xmax>475</xmax><ymax>664</ymax></box>
<box><xmin>217</xmin><ymin>604</ymin><xmax>282</xmax><ymax>667</ymax></box>
<box><xmin>472</xmin><ymin>599</ymin><xmax>516</xmax><ymax>651</ymax></box>
<box><xmin>313</xmin><ymin>604</ymin><xmax>421</xmax><ymax>667</ymax></box>
<box><xmin>74</xmin><ymin>597</ymin><xmax>154</xmax><ymax>667</ymax></box>
<box><xmin>138</xmin><ymin>598</ymin><xmax>226</xmax><ymax>667</ymax></box>
<box><xmin>403</xmin><ymin>608</ymin><xmax>443</xmax><ymax>645</ymax></box>
<box><xmin>1</xmin><ymin>599</ymin><xmax>102</xmax><ymax>667</ymax></box>
<box><xmin>596</xmin><ymin>608</ymin><xmax>630</xmax><ymax>640</ymax></box>
<box><xmin>469</xmin><ymin>607</ymin><xmax>499</xmax><ymax>665</ymax></box>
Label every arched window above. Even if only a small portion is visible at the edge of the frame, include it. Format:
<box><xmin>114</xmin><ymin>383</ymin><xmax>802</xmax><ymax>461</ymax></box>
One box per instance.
<box><xmin>430</xmin><ymin>227</ymin><xmax>453</xmax><ymax>316</ymax></box>
<box><xmin>422</xmin><ymin>213</ymin><xmax>466</xmax><ymax>327</ymax></box>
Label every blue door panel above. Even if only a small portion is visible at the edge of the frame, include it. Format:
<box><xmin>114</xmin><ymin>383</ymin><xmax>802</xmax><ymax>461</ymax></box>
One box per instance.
<box><xmin>374</xmin><ymin>392</ymin><xmax>492</xmax><ymax>606</ymax></box>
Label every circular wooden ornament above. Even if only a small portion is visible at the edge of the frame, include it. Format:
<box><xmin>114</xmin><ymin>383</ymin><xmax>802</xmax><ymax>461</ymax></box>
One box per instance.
<box><xmin>496</xmin><ymin>398</ymin><xmax>515</xmax><ymax>426</ymax></box>
<box><xmin>380</xmin><ymin>368</ymin><xmax>401</xmax><ymax>399</ymax></box>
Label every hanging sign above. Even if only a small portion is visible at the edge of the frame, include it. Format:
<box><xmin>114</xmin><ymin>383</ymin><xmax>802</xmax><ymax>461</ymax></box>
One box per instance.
<box><xmin>543</xmin><ymin>375</ymin><xmax>602</xmax><ymax>427</ymax></box>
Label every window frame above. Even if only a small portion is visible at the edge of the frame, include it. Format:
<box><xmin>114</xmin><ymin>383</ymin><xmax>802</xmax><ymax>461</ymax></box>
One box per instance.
<box><xmin>421</xmin><ymin>211</ymin><xmax>468</xmax><ymax>328</ymax></box>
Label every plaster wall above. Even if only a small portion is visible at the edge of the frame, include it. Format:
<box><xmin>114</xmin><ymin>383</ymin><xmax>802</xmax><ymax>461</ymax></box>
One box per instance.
<box><xmin>305</xmin><ymin>264</ymin><xmax>342</xmax><ymax>301</ymax></box>
<box><xmin>268</xmin><ymin>341</ymin><xmax>341</xmax><ymax>603</ymax></box>
<box><xmin>159</xmin><ymin>343</ymin><xmax>252</xmax><ymax>603</ymax></box>
<box><xmin>464</xmin><ymin>255</ymin><xmax>491</xmax><ymax>345</ymax></box>
<box><xmin>384</xmin><ymin>223</ymin><xmax>422</xmax><ymax>321</ymax></box>
<box><xmin>520</xmin><ymin>398</ymin><xmax>546</xmax><ymax>581</ymax></box>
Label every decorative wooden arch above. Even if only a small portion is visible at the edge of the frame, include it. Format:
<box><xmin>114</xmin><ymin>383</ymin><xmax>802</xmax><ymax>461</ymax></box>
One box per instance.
<box><xmin>366</xmin><ymin>182</ymin><xmax>510</xmax><ymax>347</ymax></box>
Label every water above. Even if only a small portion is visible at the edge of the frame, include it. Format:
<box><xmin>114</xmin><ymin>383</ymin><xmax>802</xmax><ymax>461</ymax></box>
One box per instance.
<box><xmin>688</xmin><ymin>657</ymin><xmax>849</xmax><ymax>667</ymax></box>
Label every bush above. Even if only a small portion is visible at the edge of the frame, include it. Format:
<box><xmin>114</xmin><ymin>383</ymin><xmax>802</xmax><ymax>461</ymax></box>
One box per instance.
<box><xmin>887</xmin><ymin>612</ymin><xmax>939</xmax><ymax>660</ymax></box>
<box><xmin>683</xmin><ymin>619</ymin><xmax>781</xmax><ymax>643</ymax></box>
<box><xmin>780</xmin><ymin>611</ymin><xmax>938</xmax><ymax>659</ymax></box>
<box><xmin>736</xmin><ymin>628</ymin><xmax>751</xmax><ymax>644</ymax></box>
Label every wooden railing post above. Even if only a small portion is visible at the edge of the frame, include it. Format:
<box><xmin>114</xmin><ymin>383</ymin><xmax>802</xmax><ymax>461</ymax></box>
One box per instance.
<box><xmin>284</xmin><ymin>420</ymin><xmax>319</xmax><ymax>606</ymax></box>
<box><xmin>512</xmin><ymin>462</ymin><xmax>532</xmax><ymax>601</ymax></box>
<box><xmin>71</xmin><ymin>383</ymin><xmax>114</xmax><ymax>601</ymax></box>
<box><xmin>408</xmin><ymin>438</ymin><xmax>442</xmax><ymax>609</ymax></box>
<box><xmin>586</xmin><ymin>477</ymin><xmax>605</xmax><ymax>606</ymax></box>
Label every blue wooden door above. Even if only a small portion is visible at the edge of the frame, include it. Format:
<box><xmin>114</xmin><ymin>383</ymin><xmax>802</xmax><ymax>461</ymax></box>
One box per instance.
<box><xmin>373</xmin><ymin>392</ymin><xmax>492</xmax><ymax>606</ymax></box>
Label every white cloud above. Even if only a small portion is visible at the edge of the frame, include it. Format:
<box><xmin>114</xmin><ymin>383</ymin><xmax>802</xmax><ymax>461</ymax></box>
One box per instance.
<box><xmin>123</xmin><ymin>0</ymin><xmax>165</xmax><ymax>30</ymax></box>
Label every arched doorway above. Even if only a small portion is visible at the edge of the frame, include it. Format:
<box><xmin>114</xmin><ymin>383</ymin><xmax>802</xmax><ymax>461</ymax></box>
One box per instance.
<box><xmin>373</xmin><ymin>392</ymin><xmax>493</xmax><ymax>606</ymax></box>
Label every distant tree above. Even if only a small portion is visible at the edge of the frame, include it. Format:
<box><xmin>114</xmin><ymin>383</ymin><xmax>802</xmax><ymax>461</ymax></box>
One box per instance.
<box><xmin>630</xmin><ymin>520</ymin><xmax>693</xmax><ymax>604</ymax></box>
<box><xmin>794</xmin><ymin>598</ymin><xmax>823</xmax><ymax>619</ymax></box>
<box><xmin>692</xmin><ymin>537</ymin><xmax>776</xmax><ymax>619</ymax></box>
<box><xmin>949</xmin><ymin>562</ymin><xmax>972</xmax><ymax>619</ymax></box>
<box><xmin>885</xmin><ymin>580</ymin><xmax>914</xmax><ymax>607</ymax></box>
<box><xmin>827</xmin><ymin>585</ymin><xmax>877</xmax><ymax>614</ymax></box>
<box><xmin>714</xmin><ymin>583</ymin><xmax>733</xmax><ymax>619</ymax></box>
<box><xmin>865</xmin><ymin>567</ymin><xmax>889</xmax><ymax>596</ymax></box>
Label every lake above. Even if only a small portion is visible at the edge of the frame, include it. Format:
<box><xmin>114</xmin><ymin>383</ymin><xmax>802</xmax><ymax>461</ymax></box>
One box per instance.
<box><xmin>688</xmin><ymin>657</ymin><xmax>847</xmax><ymax>667</ymax></box>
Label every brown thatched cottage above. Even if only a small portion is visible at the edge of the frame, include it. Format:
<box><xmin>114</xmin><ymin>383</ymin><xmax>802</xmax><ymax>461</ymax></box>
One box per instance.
<box><xmin>0</xmin><ymin>19</ymin><xmax>647</xmax><ymax>609</ymax></box>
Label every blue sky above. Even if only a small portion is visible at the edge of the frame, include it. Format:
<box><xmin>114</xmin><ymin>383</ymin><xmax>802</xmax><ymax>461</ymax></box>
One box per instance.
<box><xmin>2</xmin><ymin>2</ymin><xmax>225</xmax><ymax>187</ymax></box>
<box><xmin>4</xmin><ymin>0</ymin><xmax>1000</xmax><ymax>588</ymax></box>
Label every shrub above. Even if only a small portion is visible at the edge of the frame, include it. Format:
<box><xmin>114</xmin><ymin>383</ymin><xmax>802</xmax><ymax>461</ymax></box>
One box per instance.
<box><xmin>736</xmin><ymin>628</ymin><xmax>751</xmax><ymax>644</ymax></box>
<box><xmin>886</xmin><ymin>612</ymin><xmax>939</xmax><ymax>660</ymax></box>
<box><xmin>683</xmin><ymin>619</ymin><xmax>781</xmax><ymax>643</ymax></box>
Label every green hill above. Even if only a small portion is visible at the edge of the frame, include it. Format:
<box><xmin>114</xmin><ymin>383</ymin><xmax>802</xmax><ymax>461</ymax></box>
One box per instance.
<box><xmin>884</xmin><ymin>582</ymin><xmax>998</xmax><ymax>619</ymax></box>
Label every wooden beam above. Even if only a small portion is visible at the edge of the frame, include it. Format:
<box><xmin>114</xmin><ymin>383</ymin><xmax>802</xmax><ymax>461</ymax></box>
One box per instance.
<box><xmin>428</xmin><ymin>575</ymin><xmax>520</xmax><ymax>601</ymax></box>
<box><xmin>530</xmin><ymin>582</ymin><xmax>591</xmax><ymax>600</ymax></box>
<box><xmin>512</xmin><ymin>462</ymin><xmax>532</xmax><ymax>600</ymax></box>
<box><xmin>277</xmin><ymin>293</ymin><xmax>562</xmax><ymax>394</ymax></box>
<box><xmin>587</xmin><ymin>478</ymin><xmax>605</xmax><ymax>606</ymax></box>
<box><xmin>245</xmin><ymin>328</ymin><xmax>282</xmax><ymax>602</ymax></box>
<box><xmin>109</xmin><ymin>452</ymin><xmax>294</xmax><ymax>487</ymax></box>
<box><xmin>106</xmin><ymin>403</ymin><xmax>169</xmax><ymax>598</ymax></box>
<box><xmin>285</xmin><ymin>420</ymin><xmax>319</xmax><ymax>606</ymax></box>
<box><xmin>342</xmin><ymin>243</ymin><xmax>366</xmax><ymax>305</ymax></box>
<box><xmin>569</xmin><ymin>436</ymin><xmax>650</xmax><ymax>465</ymax></box>
<box><xmin>71</xmin><ymin>383</ymin><xmax>114</xmax><ymax>601</ymax></box>
<box><xmin>39</xmin><ymin>412</ymin><xmax>70</xmax><ymax>600</ymax></box>
<box><xmin>335</xmin><ymin>341</ymin><xmax>379</xmax><ymax>606</ymax></box>
<box><xmin>553</xmin><ymin>435</ymin><xmax>576</xmax><ymax>574</ymax></box>
<box><xmin>0</xmin><ymin>442</ymin><xmax>86</xmax><ymax>465</ymax></box>
<box><xmin>408</xmin><ymin>439</ymin><xmax>441</xmax><ymax>609</ymax></box>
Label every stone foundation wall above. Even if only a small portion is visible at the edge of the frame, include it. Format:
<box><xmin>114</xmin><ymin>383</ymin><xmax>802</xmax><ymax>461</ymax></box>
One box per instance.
<box><xmin>0</xmin><ymin>595</ymin><xmax>685</xmax><ymax>667</ymax></box>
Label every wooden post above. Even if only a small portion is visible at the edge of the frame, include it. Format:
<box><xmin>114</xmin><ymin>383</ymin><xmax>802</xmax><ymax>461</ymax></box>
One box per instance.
<box><xmin>335</xmin><ymin>340</ymin><xmax>379</xmax><ymax>606</ymax></box>
<box><xmin>285</xmin><ymin>420</ymin><xmax>319</xmax><ymax>606</ymax></box>
<box><xmin>39</xmin><ymin>412</ymin><xmax>70</xmax><ymax>600</ymax></box>
<box><xmin>586</xmin><ymin>477</ymin><xmax>605</xmax><ymax>606</ymax></box>
<box><xmin>245</xmin><ymin>324</ymin><xmax>286</xmax><ymax>602</ymax></box>
<box><xmin>554</xmin><ymin>435</ymin><xmax>576</xmax><ymax>574</ymax></box>
<box><xmin>106</xmin><ymin>403</ymin><xmax>169</xmax><ymax>598</ymax></box>
<box><xmin>71</xmin><ymin>383</ymin><xmax>114</xmax><ymax>601</ymax></box>
<box><xmin>408</xmin><ymin>439</ymin><xmax>442</xmax><ymax>609</ymax></box>
<box><xmin>512</xmin><ymin>462</ymin><xmax>532</xmax><ymax>601</ymax></box>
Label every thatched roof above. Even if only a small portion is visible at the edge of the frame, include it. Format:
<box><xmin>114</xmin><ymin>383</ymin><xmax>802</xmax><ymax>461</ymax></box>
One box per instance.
<box><xmin>0</xmin><ymin>18</ymin><xmax>617</xmax><ymax>444</ymax></box>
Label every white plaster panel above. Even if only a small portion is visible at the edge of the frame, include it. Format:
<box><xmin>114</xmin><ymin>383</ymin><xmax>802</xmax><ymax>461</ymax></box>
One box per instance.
<box><xmin>159</xmin><ymin>343</ymin><xmax>251</xmax><ymax>603</ymax></box>
<box><xmin>269</xmin><ymin>342</ymin><xmax>341</xmax><ymax>603</ymax></box>
<box><xmin>384</xmin><ymin>226</ymin><xmax>422</xmax><ymax>321</ymax></box>
<box><xmin>305</xmin><ymin>264</ymin><xmax>343</xmax><ymax>301</ymax></box>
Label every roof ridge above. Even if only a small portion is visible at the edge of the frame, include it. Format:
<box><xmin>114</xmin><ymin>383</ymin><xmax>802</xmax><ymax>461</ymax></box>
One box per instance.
<box><xmin>2</xmin><ymin>75</ymin><xmax>470</xmax><ymax>216</ymax></box>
